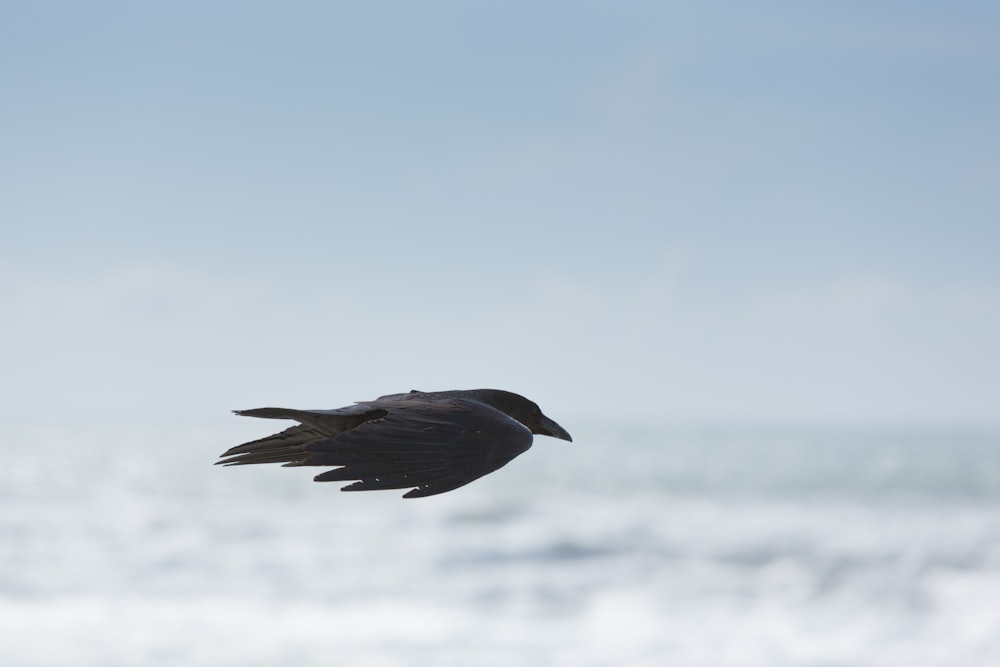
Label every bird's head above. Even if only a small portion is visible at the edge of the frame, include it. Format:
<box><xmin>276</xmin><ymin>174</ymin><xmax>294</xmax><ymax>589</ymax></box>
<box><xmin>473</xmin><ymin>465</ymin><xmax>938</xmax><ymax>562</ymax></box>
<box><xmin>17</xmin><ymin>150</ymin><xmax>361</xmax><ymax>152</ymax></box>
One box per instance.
<box><xmin>474</xmin><ymin>389</ymin><xmax>573</xmax><ymax>442</ymax></box>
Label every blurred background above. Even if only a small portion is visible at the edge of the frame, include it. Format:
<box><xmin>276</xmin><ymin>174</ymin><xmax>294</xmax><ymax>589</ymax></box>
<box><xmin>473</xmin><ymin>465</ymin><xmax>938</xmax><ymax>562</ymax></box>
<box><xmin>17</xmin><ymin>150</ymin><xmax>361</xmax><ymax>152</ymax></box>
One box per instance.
<box><xmin>2</xmin><ymin>1</ymin><xmax>999</xmax><ymax>665</ymax></box>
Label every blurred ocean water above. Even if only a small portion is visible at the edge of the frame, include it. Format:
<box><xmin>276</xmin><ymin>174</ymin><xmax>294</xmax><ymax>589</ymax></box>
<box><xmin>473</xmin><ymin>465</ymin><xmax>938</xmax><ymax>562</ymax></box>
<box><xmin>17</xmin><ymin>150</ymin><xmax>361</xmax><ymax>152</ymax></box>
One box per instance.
<box><xmin>3</xmin><ymin>420</ymin><xmax>1000</xmax><ymax>666</ymax></box>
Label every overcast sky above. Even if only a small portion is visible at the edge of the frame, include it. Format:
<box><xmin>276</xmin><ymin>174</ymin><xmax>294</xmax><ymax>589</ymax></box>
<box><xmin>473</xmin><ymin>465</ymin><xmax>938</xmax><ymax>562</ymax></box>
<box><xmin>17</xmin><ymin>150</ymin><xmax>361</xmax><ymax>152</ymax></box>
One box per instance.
<box><xmin>3</xmin><ymin>1</ymin><xmax>998</xmax><ymax>431</ymax></box>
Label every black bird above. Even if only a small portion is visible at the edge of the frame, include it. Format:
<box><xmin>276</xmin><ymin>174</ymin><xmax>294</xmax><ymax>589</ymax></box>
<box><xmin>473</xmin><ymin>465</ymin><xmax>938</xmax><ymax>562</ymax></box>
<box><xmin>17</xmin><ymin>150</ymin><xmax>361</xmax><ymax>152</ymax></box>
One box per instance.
<box><xmin>217</xmin><ymin>389</ymin><xmax>572</xmax><ymax>498</ymax></box>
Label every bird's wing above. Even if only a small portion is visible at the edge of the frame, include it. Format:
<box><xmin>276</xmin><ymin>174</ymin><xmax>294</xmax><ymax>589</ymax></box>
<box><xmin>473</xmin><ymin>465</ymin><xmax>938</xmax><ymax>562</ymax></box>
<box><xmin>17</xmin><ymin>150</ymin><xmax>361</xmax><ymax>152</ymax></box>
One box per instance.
<box><xmin>301</xmin><ymin>398</ymin><xmax>533</xmax><ymax>498</ymax></box>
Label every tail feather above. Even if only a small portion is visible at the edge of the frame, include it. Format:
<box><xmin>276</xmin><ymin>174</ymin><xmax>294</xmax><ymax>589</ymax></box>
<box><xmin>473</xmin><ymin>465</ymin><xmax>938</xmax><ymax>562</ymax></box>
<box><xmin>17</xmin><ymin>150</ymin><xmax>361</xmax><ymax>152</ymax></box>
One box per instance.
<box><xmin>233</xmin><ymin>406</ymin><xmax>388</xmax><ymax>434</ymax></box>
<box><xmin>219</xmin><ymin>450</ymin><xmax>310</xmax><ymax>466</ymax></box>
<box><xmin>218</xmin><ymin>405</ymin><xmax>388</xmax><ymax>467</ymax></box>
<box><xmin>232</xmin><ymin>407</ymin><xmax>309</xmax><ymax>419</ymax></box>
<box><xmin>219</xmin><ymin>402</ymin><xmax>477</xmax><ymax>497</ymax></box>
<box><xmin>218</xmin><ymin>423</ymin><xmax>319</xmax><ymax>458</ymax></box>
<box><xmin>217</xmin><ymin>419</ymin><xmax>323</xmax><ymax>467</ymax></box>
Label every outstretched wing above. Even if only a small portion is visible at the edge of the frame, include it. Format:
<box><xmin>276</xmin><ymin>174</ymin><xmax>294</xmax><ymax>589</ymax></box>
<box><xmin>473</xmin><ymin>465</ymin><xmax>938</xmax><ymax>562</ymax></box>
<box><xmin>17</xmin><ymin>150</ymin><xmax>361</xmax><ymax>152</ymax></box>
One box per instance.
<box><xmin>218</xmin><ymin>397</ymin><xmax>533</xmax><ymax>498</ymax></box>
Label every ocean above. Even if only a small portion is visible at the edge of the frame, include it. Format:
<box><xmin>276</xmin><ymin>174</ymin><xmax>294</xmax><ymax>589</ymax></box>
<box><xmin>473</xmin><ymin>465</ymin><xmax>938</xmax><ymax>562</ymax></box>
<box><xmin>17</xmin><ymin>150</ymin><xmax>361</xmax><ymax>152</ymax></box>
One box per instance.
<box><xmin>3</xmin><ymin>418</ymin><xmax>1000</xmax><ymax>666</ymax></box>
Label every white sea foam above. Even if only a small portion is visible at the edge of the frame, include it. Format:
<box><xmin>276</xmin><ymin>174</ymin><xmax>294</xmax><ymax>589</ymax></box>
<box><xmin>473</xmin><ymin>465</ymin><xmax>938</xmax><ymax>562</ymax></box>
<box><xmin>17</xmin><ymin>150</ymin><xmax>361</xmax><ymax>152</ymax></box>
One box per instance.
<box><xmin>2</xmin><ymin>423</ymin><xmax>999</xmax><ymax>666</ymax></box>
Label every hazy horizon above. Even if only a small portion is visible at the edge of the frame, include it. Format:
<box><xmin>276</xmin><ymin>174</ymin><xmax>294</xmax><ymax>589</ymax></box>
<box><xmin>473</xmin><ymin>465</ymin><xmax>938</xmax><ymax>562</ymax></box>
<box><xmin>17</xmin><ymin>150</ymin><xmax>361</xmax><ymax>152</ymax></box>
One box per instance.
<box><xmin>3</xmin><ymin>1</ymin><xmax>998</xmax><ymax>431</ymax></box>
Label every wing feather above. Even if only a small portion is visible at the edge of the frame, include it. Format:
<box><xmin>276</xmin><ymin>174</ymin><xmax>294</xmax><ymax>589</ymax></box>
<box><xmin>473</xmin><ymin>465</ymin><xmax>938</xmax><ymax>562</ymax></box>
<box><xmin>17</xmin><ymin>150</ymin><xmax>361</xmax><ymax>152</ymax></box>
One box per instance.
<box><xmin>218</xmin><ymin>396</ymin><xmax>534</xmax><ymax>497</ymax></box>
<box><xmin>306</xmin><ymin>399</ymin><xmax>533</xmax><ymax>496</ymax></box>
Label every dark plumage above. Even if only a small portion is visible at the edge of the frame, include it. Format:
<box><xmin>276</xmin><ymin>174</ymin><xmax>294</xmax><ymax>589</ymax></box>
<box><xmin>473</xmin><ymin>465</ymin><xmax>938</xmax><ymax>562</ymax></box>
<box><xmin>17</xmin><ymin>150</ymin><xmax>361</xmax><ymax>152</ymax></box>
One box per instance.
<box><xmin>217</xmin><ymin>389</ymin><xmax>572</xmax><ymax>498</ymax></box>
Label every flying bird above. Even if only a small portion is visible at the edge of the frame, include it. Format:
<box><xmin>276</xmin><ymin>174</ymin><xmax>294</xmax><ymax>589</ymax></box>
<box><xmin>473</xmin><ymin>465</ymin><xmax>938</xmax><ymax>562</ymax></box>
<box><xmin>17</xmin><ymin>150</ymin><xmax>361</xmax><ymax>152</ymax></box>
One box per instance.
<box><xmin>217</xmin><ymin>389</ymin><xmax>572</xmax><ymax>498</ymax></box>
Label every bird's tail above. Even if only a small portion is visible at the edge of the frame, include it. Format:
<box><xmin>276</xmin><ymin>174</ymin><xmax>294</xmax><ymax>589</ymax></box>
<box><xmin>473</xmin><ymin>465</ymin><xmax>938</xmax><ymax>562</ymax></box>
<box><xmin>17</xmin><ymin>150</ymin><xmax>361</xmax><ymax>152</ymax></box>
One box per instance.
<box><xmin>216</xmin><ymin>420</ymin><xmax>322</xmax><ymax>467</ymax></box>
<box><xmin>233</xmin><ymin>407</ymin><xmax>312</xmax><ymax>420</ymax></box>
<box><xmin>218</xmin><ymin>406</ymin><xmax>388</xmax><ymax>467</ymax></box>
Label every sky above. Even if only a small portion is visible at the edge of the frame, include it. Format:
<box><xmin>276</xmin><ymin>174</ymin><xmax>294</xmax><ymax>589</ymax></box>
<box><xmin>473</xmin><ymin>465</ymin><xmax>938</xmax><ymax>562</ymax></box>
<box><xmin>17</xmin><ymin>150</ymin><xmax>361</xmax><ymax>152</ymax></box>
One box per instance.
<box><xmin>2</xmin><ymin>1</ymin><xmax>999</xmax><ymax>431</ymax></box>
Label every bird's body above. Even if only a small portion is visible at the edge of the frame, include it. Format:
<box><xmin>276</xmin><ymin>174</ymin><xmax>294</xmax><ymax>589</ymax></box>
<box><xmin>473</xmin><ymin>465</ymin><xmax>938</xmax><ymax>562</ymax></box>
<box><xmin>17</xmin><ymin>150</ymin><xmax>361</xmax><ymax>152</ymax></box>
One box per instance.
<box><xmin>217</xmin><ymin>389</ymin><xmax>571</xmax><ymax>498</ymax></box>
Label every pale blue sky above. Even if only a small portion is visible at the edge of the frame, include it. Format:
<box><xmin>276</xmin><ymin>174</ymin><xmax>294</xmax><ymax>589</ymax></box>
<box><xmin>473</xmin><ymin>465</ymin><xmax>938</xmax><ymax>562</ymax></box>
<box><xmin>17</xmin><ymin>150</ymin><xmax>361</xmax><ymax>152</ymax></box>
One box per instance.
<box><xmin>3</xmin><ymin>1</ymin><xmax>999</xmax><ymax>429</ymax></box>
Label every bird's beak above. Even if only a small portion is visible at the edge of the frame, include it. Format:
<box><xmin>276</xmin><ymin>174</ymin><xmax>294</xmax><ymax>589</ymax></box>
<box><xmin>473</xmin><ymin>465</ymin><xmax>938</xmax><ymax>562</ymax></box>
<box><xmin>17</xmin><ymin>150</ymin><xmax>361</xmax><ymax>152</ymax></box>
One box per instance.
<box><xmin>537</xmin><ymin>414</ymin><xmax>573</xmax><ymax>442</ymax></box>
